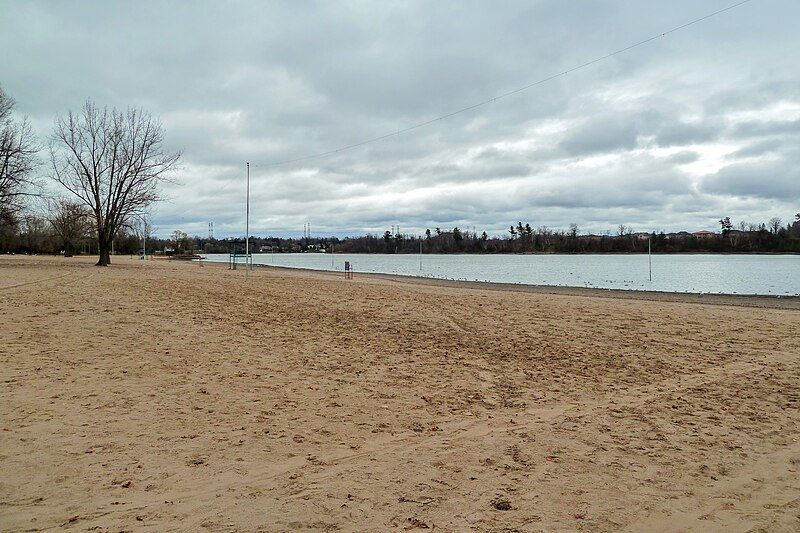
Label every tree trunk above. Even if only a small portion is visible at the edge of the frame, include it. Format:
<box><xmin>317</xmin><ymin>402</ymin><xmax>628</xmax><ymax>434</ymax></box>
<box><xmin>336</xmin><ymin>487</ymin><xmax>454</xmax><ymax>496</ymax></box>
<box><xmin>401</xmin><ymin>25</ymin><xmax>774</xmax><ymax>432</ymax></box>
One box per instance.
<box><xmin>97</xmin><ymin>233</ymin><xmax>111</xmax><ymax>266</ymax></box>
<box><xmin>97</xmin><ymin>247</ymin><xmax>111</xmax><ymax>266</ymax></box>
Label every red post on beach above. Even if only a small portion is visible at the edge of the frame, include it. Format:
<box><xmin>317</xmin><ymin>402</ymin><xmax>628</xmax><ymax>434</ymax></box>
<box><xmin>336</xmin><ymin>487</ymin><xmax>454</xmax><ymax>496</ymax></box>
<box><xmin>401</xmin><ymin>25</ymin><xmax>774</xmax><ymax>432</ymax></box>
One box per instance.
<box><xmin>344</xmin><ymin>261</ymin><xmax>353</xmax><ymax>280</ymax></box>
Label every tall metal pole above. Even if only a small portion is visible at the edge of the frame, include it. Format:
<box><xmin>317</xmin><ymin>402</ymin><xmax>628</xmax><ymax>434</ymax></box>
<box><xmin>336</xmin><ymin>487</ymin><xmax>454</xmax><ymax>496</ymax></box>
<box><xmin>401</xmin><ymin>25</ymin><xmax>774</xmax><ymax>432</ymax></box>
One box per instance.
<box><xmin>648</xmin><ymin>236</ymin><xmax>652</xmax><ymax>282</ymax></box>
<box><xmin>246</xmin><ymin>162</ymin><xmax>250</xmax><ymax>277</ymax></box>
<box><xmin>419</xmin><ymin>236</ymin><xmax>422</xmax><ymax>270</ymax></box>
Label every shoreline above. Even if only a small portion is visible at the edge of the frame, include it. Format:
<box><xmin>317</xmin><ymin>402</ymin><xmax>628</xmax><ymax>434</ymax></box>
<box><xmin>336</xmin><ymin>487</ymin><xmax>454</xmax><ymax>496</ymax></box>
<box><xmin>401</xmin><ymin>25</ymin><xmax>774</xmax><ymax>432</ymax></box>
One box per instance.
<box><xmin>237</xmin><ymin>261</ymin><xmax>800</xmax><ymax>310</ymax></box>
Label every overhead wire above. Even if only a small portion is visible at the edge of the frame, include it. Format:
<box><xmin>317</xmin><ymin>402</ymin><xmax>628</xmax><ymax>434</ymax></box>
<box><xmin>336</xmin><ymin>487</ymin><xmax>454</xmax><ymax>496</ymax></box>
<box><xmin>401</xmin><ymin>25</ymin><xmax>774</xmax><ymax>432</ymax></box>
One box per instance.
<box><xmin>251</xmin><ymin>0</ymin><xmax>754</xmax><ymax>170</ymax></box>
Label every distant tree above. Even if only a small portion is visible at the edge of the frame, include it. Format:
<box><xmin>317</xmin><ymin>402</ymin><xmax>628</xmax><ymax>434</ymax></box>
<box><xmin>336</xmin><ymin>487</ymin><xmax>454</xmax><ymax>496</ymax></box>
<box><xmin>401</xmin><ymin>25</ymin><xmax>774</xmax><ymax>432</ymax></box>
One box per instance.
<box><xmin>617</xmin><ymin>224</ymin><xmax>628</xmax><ymax>236</ymax></box>
<box><xmin>568</xmin><ymin>223</ymin><xmax>579</xmax><ymax>238</ymax></box>
<box><xmin>508</xmin><ymin>225</ymin><xmax>517</xmax><ymax>239</ymax></box>
<box><xmin>49</xmin><ymin>100</ymin><xmax>180</xmax><ymax>266</ymax></box>
<box><xmin>425</xmin><ymin>228</ymin><xmax>431</xmax><ymax>239</ymax></box>
<box><xmin>768</xmin><ymin>217</ymin><xmax>782</xmax><ymax>234</ymax></box>
<box><xmin>0</xmin><ymin>207</ymin><xmax>16</xmax><ymax>251</ymax></box>
<box><xmin>0</xmin><ymin>86</ymin><xmax>38</xmax><ymax>218</ymax></box>
<box><xmin>791</xmin><ymin>213</ymin><xmax>800</xmax><ymax>236</ymax></box>
<box><xmin>49</xmin><ymin>199</ymin><xmax>90</xmax><ymax>257</ymax></box>
<box><xmin>481</xmin><ymin>231</ymin><xmax>488</xmax><ymax>241</ymax></box>
<box><xmin>524</xmin><ymin>223</ymin><xmax>533</xmax><ymax>237</ymax></box>
<box><xmin>435</xmin><ymin>227</ymin><xmax>441</xmax><ymax>236</ymax></box>
<box><xmin>452</xmin><ymin>227</ymin><xmax>462</xmax><ymax>242</ymax></box>
<box><xmin>171</xmin><ymin>230</ymin><xmax>191</xmax><ymax>253</ymax></box>
<box><xmin>20</xmin><ymin>214</ymin><xmax>48</xmax><ymax>254</ymax></box>
<box><xmin>132</xmin><ymin>216</ymin><xmax>153</xmax><ymax>255</ymax></box>
<box><xmin>719</xmin><ymin>217</ymin><xmax>733</xmax><ymax>235</ymax></box>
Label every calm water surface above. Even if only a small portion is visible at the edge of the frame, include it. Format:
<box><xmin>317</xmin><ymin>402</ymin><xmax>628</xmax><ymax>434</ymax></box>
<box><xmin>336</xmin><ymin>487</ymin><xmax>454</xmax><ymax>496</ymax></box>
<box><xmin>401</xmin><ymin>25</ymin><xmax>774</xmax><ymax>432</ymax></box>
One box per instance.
<box><xmin>201</xmin><ymin>253</ymin><xmax>799</xmax><ymax>296</ymax></box>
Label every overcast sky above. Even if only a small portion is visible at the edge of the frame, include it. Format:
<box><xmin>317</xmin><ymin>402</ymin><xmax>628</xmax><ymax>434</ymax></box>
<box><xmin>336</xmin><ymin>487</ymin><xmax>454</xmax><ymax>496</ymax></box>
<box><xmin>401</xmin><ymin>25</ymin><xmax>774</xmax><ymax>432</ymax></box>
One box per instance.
<box><xmin>2</xmin><ymin>0</ymin><xmax>798</xmax><ymax>237</ymax></box>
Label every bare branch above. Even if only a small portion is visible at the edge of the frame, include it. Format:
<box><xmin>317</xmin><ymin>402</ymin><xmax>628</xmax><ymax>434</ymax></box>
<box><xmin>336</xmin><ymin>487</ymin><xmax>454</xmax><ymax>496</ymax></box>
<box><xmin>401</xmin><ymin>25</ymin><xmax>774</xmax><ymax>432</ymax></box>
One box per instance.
<box><xmin>0</xmin><ymin>86</ymin><xmax>39</xmax><ymax>216</ymax></box>
<box><xmin>49</xmin><ymin>99</ymin><xmax>180</xmax><ymax>265</ymax></box>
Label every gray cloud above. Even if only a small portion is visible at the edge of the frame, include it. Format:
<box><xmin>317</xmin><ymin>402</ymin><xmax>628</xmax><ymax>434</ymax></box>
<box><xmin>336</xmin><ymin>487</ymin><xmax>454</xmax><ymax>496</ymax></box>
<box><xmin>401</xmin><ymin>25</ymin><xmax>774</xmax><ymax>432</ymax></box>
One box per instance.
<box><xmin>655</xmin><ymin>121</ymin><xmax>720</xmax><ymax>147</ymax></box>
<box><xmin>559</xmin><ymin>118</ymin><xmax>641</xmax><ymax>156</ymax></box>
<box><xmin>2</xmin><ymin>0</ymin><xmax>799</xmax><ymax>236</ymax></box>
<box><xmin>702</xmin><ymin>157</ymin><xmax>800</xmax><ymax>200</ymax></box>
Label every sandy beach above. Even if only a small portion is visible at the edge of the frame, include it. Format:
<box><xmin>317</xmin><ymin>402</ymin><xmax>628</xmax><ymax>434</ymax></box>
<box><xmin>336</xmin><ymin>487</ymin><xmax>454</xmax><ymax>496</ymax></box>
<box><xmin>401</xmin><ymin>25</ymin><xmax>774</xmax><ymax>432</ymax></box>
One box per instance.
<box><xmin>1</xmin><ymin>254</ymin><xmax>798</xmax><ymax>532</ymax></box>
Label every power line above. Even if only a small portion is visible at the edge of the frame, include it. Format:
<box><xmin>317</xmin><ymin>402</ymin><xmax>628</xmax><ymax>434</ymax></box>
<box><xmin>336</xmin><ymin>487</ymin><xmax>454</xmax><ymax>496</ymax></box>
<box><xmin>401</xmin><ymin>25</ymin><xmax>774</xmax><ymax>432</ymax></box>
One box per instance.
<box><xmin>252</xmin><ymin>0</ymin><xmax>754</xmax><ymax>169</ymax></box>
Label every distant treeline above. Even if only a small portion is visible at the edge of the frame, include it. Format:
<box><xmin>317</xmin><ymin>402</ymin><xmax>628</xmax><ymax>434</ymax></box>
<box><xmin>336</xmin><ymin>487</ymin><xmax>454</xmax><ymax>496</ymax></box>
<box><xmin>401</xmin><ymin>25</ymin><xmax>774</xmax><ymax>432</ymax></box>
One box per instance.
<box><xmin>331</xmin><ymin>217</ymin><xmax>800</xmax><ymax>254</ymax></box>
<box><xmin>3</xmin><ymin>214</ymin><xmax>799</xmax><ymax>256</ymax></box>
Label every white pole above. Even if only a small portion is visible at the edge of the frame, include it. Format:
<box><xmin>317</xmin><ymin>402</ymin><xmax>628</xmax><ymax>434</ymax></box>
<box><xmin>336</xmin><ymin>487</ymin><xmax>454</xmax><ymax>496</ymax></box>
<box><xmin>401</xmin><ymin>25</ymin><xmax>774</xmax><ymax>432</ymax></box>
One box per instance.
<box><xmin>419</xmin><ymin>236</ymin><xmax>422</xmax><ymax>270</ymax></box>
<box><xmin>246</xmin><ymin>162</ymin><xmax>250</xmax><ymax>277</ymax></box>
<box><xmin>648</xmin><ymin>236</ymin><xmax>652</xmax><ymax>282</ymax></box>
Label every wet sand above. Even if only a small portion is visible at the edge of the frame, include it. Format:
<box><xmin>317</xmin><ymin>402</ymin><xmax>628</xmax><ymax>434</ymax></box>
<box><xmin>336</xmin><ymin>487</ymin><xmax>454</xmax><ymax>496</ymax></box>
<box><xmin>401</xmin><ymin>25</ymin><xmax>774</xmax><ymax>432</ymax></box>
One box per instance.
<box><xmin>1</xmin><ymin>255</ymin><xmax>799</xmax><ymax>531</ymax></box>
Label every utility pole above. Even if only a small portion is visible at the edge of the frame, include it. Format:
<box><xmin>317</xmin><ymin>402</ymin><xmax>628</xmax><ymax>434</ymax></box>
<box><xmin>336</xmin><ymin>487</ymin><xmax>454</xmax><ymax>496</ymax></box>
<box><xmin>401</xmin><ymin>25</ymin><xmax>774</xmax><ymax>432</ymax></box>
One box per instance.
<box><xmin>246</xmin><ymin>161</ymin><xmax>250</xmax><ymax>277</ymax></box>
<box><xmin>139</xmin><ymin>216</ymin><xmax>147</xmax><ymax>260</ymax></box>
<box><xmin>648</xmin><ymin>236</ymin><xmax>652</xmax><ymax>282</ymax></box>
<box><xmin>419</xmin><ymin>235</ymin><xmax>423</xmax><ymax>270</ymax></box>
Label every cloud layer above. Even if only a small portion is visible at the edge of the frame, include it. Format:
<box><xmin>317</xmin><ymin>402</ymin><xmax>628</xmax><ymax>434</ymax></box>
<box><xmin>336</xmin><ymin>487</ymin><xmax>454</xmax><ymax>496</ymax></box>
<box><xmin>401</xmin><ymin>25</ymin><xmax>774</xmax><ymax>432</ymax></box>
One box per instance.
<box><xmin>2</xmin><ymin>0</ymin><xmax>798</xmax><ymax>237</ymax></box>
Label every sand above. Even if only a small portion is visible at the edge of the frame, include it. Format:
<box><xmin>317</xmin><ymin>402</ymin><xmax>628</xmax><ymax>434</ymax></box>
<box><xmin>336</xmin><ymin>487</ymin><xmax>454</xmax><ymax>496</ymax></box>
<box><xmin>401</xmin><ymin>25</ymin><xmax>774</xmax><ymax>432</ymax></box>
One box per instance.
<box><xmin>1</xmin><ymin>255</ymin><xmax>798</xmax><ymax>532</ymax></box>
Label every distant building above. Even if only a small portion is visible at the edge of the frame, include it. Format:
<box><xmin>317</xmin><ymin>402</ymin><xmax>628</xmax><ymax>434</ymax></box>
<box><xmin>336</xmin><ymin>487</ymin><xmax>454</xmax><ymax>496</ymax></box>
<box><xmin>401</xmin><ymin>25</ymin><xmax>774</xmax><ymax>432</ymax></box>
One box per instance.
<box><xmin>692</xmin><ymin>230</ymin><xmax>717</xmax><ymax>239</ymax></box>
<box><xmin>631</xmin><ymin>232</ymin><xmax>651</xmax><ymax>240</ymax></box>
<box><xmin>666</xmin><ymin>232</ymin><xmax>690</xmax><ymax>240</ymax></box>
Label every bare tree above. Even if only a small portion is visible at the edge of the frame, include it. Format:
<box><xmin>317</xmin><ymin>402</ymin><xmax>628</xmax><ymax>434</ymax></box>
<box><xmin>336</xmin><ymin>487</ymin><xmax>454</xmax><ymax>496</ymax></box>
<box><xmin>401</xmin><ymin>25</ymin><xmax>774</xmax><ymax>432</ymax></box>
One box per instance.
<box><xmin>568</xmin><ymin>223</ymin><xmax>579</xmax><ymax>238</ymax></box>
<box><xmin>170</xmin><ymin>229</ymin><xmax>190</xmax><ymax>254</ymax></box>
<box><xmin>50</xmin><ymin>100</ymin><xmax>180</xmax><ymax>265</ymax></box>
<box><xmin>132</xmin><ymin>216</ymin><xmax>153</xmax><ymax>256</ymax></box>
<box><xmin>0</xmin><ymin>87</ymin><xmax>38</xmax><ymax>218</ymax></box>
<box><xmin>768</xmin><ymin>217</ymin><xmax>782</xmax><ymax>234</ymax></box>
<box><xmin>49</xmin><ymin>198</ymin><xmax>91</xmax><ymax>257</ymax></box>
<box><xmin>20</xmin><ymin>214</ymin><xmax>49</xmax><ymax>254</ymax></box>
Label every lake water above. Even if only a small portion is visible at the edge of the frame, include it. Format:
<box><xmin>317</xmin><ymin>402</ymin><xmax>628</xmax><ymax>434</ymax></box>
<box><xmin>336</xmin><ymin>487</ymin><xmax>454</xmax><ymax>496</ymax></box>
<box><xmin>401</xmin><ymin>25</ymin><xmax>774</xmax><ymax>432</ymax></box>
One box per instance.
<box><xmin>200</xmin><ymin>253</ymin><xmax>800</xmax><ymax>296</ymax></box>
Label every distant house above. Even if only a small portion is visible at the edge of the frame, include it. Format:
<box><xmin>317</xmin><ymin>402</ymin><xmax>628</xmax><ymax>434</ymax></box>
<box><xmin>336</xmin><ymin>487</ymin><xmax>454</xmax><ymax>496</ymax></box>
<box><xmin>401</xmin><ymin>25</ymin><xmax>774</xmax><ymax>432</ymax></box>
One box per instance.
<box><xmin>666</xmin><ymin>232</ymin><xmax>690</xmax><ymax>240</ymax></box>
<box><xmin>631</xmin><ymin>232</ymin><xmax>651</xmax><ymax>240</ymax></box>
<box><xmin>692</xmin><ymin>230</ymin><xmax>717</xmax><ymax>239</ymax></box>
